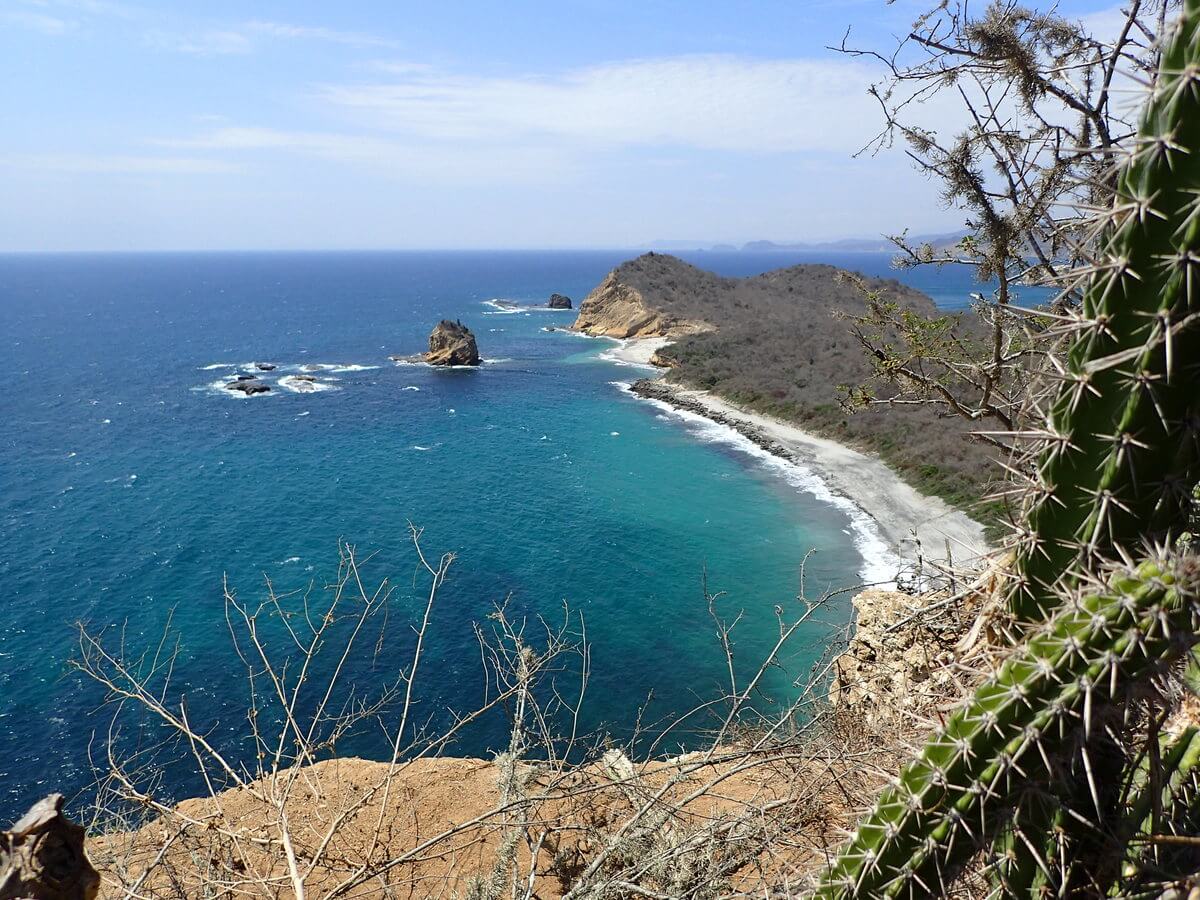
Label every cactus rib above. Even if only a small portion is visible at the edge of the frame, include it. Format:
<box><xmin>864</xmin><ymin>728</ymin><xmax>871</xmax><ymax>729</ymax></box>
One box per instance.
<box><xmin>1007</xmin><ymin>0</ymin><xmax>1200</xmax><ymax>624</ymax></box>
<box><xmin>813</xmin><ymin>556</ymin><xmax>1200</xmax><ymax>898</ymax></box>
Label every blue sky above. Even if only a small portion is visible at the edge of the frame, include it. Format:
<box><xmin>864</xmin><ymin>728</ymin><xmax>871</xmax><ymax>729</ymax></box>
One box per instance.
<box><xmin>3</xmin><ymin>0</ymin><xmax>1119</xmax><ymax>250</ymax></box>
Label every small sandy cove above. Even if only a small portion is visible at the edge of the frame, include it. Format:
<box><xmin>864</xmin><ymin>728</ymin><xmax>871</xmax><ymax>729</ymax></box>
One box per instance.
<box><xmin>605</xmin><ymin>337</ymin><xmax>991</xmax><ymax>568</ymax></box>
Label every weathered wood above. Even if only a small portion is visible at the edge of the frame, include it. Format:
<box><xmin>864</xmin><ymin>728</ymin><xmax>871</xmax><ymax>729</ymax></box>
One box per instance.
<box><xmin>0</xmin><ymin>795</ymin><xmax>98</xmax><ymax>900</ymax></box>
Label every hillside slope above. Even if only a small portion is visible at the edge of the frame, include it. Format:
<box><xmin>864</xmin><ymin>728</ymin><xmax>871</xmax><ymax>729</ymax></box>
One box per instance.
<box><xmin>573</xmin><ymin>253</ymin><xmax>997</xmax><ymax>516</ymax></box>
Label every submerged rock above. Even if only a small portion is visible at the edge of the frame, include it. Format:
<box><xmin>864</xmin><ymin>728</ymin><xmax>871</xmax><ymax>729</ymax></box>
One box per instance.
<box><xmin>548</xmin><ymin>293</ymin><xmax>573</xmax><ymax>310</ymax></box>
<box><xmin>254</xmin><ymin>362</ymin><xmax>277</xmax><ymax>371</ymax></box>
<box><xmin>226</xmin><ymin>378</ymin><xmax>271</xmax><ymax>395</ymax></box>
<box><xmin>425</xmin><ymin>320</ymin><xmax>481</xmax><ymax>366</ymax></box>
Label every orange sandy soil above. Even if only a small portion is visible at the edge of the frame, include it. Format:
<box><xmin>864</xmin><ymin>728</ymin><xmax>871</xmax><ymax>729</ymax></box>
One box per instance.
<box><xmin>89</xmin><ymin>736</ymin><xmax>898</xmax><ymax>899</ymax></box>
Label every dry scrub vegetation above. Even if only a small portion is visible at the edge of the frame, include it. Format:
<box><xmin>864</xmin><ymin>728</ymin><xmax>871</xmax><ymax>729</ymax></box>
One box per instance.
<box><xmin>62</xmin><ymin>529</ymin><xmax>987</xmax><ymax>900</ymax></box>
<box><xmin>615</xmin><ymin>253</ymin><xmax>1002</xmax><ymax>515</ymax></box>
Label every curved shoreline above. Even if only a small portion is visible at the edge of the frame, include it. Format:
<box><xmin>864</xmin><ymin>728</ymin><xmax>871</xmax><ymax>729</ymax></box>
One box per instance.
<box><xmin>600</xmin><ymin>336</ymin><xmax>991</xmax><ymax>571</ymax></box>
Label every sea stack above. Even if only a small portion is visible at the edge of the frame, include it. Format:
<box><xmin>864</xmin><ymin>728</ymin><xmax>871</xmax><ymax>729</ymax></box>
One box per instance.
<box><xmin>425</xmin><ymin>320</ymin><xmax>481</xmax><ymax>366</ymax></box>
<box><xmin>548</xmin><ymin>293</ymin><xmax>573</xmax><ymax>309</ymax></box>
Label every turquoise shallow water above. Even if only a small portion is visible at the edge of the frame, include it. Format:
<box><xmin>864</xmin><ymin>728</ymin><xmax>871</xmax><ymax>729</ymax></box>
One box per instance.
<box><xmin>0</xmin><ymin>250</ymin><xmax>1040</xmax><ymax>818</ymax></box>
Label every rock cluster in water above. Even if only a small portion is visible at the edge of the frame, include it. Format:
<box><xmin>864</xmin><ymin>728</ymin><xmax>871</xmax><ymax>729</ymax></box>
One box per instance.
<box><xmin>225</xmin><ymin>377</ymin><xmax>271</xmax><ymax>395</ymax></box>
<box><xmin>547</xmin><ymin>293</ymin><xmax>573</xmax><ymax>309</ymax></box>
<box><xmin>424</xmin><ymin>320</ymin><xmax>481</xmax><ymax>366</ymax></box>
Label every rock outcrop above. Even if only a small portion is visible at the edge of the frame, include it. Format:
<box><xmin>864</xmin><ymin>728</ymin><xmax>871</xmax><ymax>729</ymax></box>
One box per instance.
<box><xmin>548</xmin><ymin>293</ymin><xmax>572</xmax><ymax>310</ymax></box>
<box><xmin>827</xmin><ymin>588</ymin><xmax>981</xmax><ymax>729</ymax></box>
<box><xmin>225</xmin><ymin>379</ymin><xmax>271</xmax><ymax>395</ymax></box>
<box><xmin>1</xmin><ymin>794</ymin><xmax>99</xmax><ymax>900</ymax></box>
<box><xmin>571</xmin><ymin>270</ymin><xmax>713</xmax><ymax>339</ymax></box>
<box><xmin>424</xmin><ymin>320</ymin><xmax>480</xmax><ymax>366</ymax></box>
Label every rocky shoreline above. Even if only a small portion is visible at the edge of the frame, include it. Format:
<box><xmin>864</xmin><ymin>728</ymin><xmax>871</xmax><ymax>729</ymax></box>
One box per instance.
<box><xmin>631</xmin><ymin>377</ymin><xmax>797</xmax><ymax>461</ymax></box>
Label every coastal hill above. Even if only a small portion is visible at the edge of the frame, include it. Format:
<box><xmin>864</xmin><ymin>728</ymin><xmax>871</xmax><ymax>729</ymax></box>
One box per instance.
<box><xmin>572</xmin><ymin>253</ymin><xmax>995</xmax><ymax>514</ymax></box>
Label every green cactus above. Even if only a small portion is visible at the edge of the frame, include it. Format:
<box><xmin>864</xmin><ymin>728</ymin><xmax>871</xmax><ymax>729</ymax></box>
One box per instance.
<box><xmin>815</xmin><ymin>6</ymin><xmax>1200</xmax><ymax>896</ymax></box>
<box><xmin>1006</xmin><ymin>0</ymin><xmax>1200</xmax><ymax>624</ymax></box>
<box><xmin>1111</xmin><ymin>724</ymin><xmax>1200</xmax><ymax>897</ymax></box>
<box><xmin>813</xmin><ymin>555</ymin><xmax>1200</xmax><ymax>898</ymax></box>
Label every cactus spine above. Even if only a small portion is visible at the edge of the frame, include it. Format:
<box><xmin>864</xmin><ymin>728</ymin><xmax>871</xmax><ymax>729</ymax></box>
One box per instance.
<box><xmin>813</xmin><ymin>556</ymin><xmax>1200</xmax><ymax>898</ymax></box>
<box><xmin>1007</xmin><ymin>0</ymin><xmax>1200</xmax><ymax>624</ymax></box>
<box><xmin>817</xmin><ymin>5</ymin><xmax>1200</xmax><ymax>894</ymax></box>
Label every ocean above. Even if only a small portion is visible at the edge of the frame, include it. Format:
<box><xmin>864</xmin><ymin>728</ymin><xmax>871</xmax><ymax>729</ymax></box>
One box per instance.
<box><xmin>0</xmin><ymin>249</ymin><xmax>1047</xmax><ymax>819</ymax></box>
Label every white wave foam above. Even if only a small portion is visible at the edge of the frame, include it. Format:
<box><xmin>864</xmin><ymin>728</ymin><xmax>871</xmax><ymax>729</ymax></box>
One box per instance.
<box><xmin>391</xmin><ymin>358</ymin><xmax>481</xmax><ymax>370</ymax></box>
<box><xmin>327</xmin><ymin>364</ymin><xmax>379</xmax><ymax>373</ymax></box>
<box><xmin>482</xmin><ymin>298</ymin><xmax>522</xmax><ymax>314</ymax></box>
<box><xmin>482</xmin><ymin>358</ymin><xmax>512</xmax><ymax>364</ymax></box>
<box><xmin>483</xmin><ymin>298</ymin><xmax>571</xmax><ymax>315</ymax></box>
<box><xmin>280</xmin><ymin>557</ymin><xmax>301</xmax><ymax>565</ymax></box>
<box><xmin>200</xmin><ymin>362</ymin><xmax>241</xmax><ymax>370</ymax></box>
<box><xmin>278</xmin><ymin>375</ymin><xmax>338</xmax><ymax>394</ymax></box>
<box><xmin>296</xmin><ymin>411</ymin><xmax>311</xmax><ymax>417</ymax></box>
<box><xmin>411</xmin><ymin>445</ymin><xmax>434</xmax><ymax>451</ymax></box>
<box><xmin>402</xmin><ymin>385</ymin><xmax>420</xmax><ymax>391</ymax></box>
<box><xmin>624</xmin><ymin>386</ymin><xmax>898</xmax><ymax>586</ymax></box>
<box><xmin>287</xmin><ymin>362</ymin><xmax>374</xmax><ymax>374</ymax></box>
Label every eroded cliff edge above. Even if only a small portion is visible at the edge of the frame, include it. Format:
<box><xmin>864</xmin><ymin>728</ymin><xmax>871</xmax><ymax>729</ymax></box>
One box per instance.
<box><xmin>571</xmin><ymin>267</ymin><xmax>714</xmax><ymax>338</ymax></box>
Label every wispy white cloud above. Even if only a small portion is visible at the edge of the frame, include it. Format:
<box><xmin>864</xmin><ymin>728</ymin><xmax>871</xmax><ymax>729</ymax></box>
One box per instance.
<box><xmin>5</xmin><ymin>153</ymin><xmax>243</xmax><ymax>175</ymax></box>
<box><xmin>156</xmin><ymin>126</ymin><xmax>575</xmax><ymax>183</ymax></box>
<box><xmin>1</xmin><ymin>9</ymin><xmax>76</xmax><ymax>34</ymax></box>
<box><xmin>141</xmin><ymin>18</ymin><xmax>397</xmax><ymax>57</ymax></box>
<box><xmin>144</xmin><ymin>28</ymin><xmax>251</xmax><ymax>56</ymax></box>
<box><xmin>146</xmin><ymin>53</ymin><xmax>940</xmax><ymax>189</ymax></box>
<box><xmin>16</xmin><ymin>0</ymin><xmax>130</xmax><ymax>13</ymax></box>
<box><xmin>316</xmin><ymin>55</ymin><xmax>887</xmax><ymax>154</ymax></box>
<box><xmin>243</xmin><ymin>20</ymin><xmax>398</xmax><ymax>48</ymax></box>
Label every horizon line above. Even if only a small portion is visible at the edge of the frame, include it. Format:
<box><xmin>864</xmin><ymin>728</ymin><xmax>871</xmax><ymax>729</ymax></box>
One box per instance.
<box><xmin>0</xmin><ymin>244</ymin><xmax>913</xmax><ymax>256</ymax></box>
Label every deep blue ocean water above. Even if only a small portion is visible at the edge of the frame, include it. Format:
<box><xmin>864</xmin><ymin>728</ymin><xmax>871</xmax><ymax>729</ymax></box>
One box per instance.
<box><xmin>0</xmin><ymin>250</ymin><xmax>1047</xmax><ymax>819</ymax></box>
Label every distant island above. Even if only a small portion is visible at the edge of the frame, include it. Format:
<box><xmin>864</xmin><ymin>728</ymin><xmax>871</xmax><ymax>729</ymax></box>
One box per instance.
<box><xmin>642</xmin><ymin>230</ymin><xmax>969</xmax><ymax>254</ymax></box>
<box><xmin>570</xmin><ymin>253</ymin><xmax>995</xmax><ymax>533</ymax></box>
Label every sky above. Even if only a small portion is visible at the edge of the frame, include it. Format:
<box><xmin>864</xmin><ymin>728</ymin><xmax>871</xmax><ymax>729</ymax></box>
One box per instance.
<box><xmin>2</xmin><ymin>0</ymin><xmax>1122</xmax><ymax>251</ymax></box>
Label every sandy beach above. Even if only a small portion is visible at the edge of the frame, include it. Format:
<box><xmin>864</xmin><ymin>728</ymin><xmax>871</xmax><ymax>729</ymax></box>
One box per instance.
<box><xmin>604</xmin><ymin>337</ymin><xmax>991</xmax><ymax>571</ymax></box>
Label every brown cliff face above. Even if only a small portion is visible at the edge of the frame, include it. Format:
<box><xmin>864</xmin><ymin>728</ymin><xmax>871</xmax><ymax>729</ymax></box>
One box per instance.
<box><xmin>570</xmin><ymin>271</ymin><xmax>714</xmax><ymax>339</ymax></box>
<box><xmin>425</xmin><ymin>320</ymin><xmax>481</xmax><ymax>366</ymax></box>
